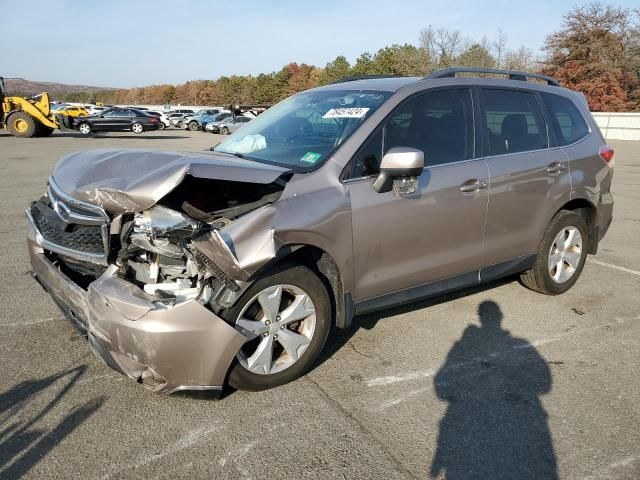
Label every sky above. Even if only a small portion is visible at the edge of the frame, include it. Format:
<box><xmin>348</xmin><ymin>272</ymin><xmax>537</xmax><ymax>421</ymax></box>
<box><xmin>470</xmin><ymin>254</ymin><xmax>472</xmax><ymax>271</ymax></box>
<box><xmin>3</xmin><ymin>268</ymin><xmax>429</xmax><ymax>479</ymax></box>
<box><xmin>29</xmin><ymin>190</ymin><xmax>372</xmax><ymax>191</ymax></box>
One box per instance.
<box><xmin>1</xmin><ymin>0</ymin><xmax>638</xmax><ymax>88</ymax></box>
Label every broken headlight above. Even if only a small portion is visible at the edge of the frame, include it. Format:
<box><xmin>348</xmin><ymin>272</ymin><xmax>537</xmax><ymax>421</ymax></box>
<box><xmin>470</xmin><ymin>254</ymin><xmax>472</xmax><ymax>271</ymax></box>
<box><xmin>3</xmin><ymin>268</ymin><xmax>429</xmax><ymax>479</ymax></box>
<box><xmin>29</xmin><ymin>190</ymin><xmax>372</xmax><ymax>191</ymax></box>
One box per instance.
<box><xmin>133</xmin><ymin>205</ymin><xmax>200</xmax><ymax>238</ymax></box>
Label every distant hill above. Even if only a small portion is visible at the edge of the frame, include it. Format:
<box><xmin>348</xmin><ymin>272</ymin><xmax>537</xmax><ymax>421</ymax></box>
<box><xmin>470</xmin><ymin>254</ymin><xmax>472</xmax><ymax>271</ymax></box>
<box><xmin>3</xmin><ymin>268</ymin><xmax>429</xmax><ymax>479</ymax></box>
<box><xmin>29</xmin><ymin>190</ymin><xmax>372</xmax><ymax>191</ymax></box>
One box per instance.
<box><xmin>2</xmin><ymin>78</ymin><xmax>114</xmax><ymax>97</ymax></box>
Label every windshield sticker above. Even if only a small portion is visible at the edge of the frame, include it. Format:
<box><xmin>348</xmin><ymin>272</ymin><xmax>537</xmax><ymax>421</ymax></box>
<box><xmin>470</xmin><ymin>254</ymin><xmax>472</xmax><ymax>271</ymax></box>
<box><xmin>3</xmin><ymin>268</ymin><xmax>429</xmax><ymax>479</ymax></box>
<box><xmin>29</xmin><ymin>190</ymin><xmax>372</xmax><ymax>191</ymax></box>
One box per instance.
<box><xmin>322</xmin><ymin>107</ymin><xmax>370</xmax><ymax>119</ymax></box>
<box><xmin>300</xmin><ymin>152</ymin><xmax>322</xmax><ymax>164</ymax></box>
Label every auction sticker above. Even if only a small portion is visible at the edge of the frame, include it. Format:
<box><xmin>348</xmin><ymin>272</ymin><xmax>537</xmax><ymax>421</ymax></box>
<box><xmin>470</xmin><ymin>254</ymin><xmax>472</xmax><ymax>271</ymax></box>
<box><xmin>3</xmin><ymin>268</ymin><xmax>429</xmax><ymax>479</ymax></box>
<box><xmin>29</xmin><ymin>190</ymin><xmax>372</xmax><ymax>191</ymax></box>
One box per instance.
<box><xmin>300</xmin><ymin>152</ymin><xmax>322</xmax><ymax>164</ymax></box>
<box><xmin>323</xmin><ymin>107</ymin><xmax>370</xmax><ymax>119</ymax></box>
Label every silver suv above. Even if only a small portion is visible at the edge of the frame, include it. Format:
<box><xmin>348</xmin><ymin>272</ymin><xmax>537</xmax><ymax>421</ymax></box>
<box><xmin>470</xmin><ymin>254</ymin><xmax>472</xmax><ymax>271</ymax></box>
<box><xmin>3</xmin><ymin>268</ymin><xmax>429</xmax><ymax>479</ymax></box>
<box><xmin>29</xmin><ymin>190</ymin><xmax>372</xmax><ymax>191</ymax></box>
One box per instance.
<box><xmin>27</xmin><ymin>68</ymin><xmax>614</xmax><ymax>395</ymax></box>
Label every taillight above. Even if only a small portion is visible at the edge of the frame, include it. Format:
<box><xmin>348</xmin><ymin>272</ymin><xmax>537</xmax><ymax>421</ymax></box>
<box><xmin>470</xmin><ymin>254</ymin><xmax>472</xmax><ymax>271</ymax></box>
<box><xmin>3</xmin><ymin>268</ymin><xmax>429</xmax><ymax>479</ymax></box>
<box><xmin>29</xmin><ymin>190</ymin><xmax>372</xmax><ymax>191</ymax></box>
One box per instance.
<box><xmin>598</xmin><ymin>145</ymin><xmax>615</xmax><ymax>168</ymax></box>
<box><xmin>149</xmin><ymin>117</ymin><xmax>157</xmax><ymax>123</ymax></box>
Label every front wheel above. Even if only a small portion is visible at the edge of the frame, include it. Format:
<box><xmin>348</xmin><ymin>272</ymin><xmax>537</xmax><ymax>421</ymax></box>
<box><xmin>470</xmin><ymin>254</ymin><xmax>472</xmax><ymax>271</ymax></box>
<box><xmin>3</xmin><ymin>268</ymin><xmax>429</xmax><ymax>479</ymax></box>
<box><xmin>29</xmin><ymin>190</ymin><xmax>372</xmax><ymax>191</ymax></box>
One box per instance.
<box><xmin>221</xmin><ymin>126</ymin><xmax>229</xmax><ymax>135</ymax></box>
<box><xmin>78</xmin><ymin>122</ymin><xmax>92</xmax><ymax>135</ymax></box>
<box><xmin>520</xmin><ymin>210</ymin><xmax>589</xmax><ymax>295</ymax></box>
<box><xmin>131</xmin><ymin>122</ymin><xmax>144</xmax><ymax>134</ymax></box>
<box><xmin>222</xmin><ymin>264</ymin><xmax>331</xmax><ymax>391</ymax></box>
<box><xmin>188</xmin><ymin>121</ymin><xmax>199</xmax><ymax>131</ymax></box>
<box><xmin>7</xmin><ymin>112</ymin><xmax>37</xmax><ymax>138</ymax></box>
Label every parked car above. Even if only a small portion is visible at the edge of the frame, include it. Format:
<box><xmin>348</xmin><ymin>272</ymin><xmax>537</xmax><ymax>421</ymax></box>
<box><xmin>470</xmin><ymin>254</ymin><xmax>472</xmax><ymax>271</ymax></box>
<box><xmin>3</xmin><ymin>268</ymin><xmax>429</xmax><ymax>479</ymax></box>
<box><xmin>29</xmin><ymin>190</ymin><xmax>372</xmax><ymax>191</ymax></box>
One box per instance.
<box><xmin>146</xmin><ymin>111</ymin><xmax>167</xmax><ymax>129</ymax></box>
<box><xmin>169</xmin><ymin>108</ymin><xmax>195</xmax><ymax>114</ymax></box>
<box><xmin>166</xmin><ymin>112</ymin><xmax>187</xmax><ymax>127</ymax></box>
<box><xmin>74</xmin><ymin>107</ymin><xmax>160</xmax><ymax>135</ymax></box>
<box><xmin>207</xmin><ymin>115</ymin><xmax>251</xmax><ymax>134</ymax></box>
<box><xmin>55</xmin><ymin>105</ymin><xmax>89</xmax><ymax>117</ymax></box>
<box><xmin>26</xmin><ymin>68</ymin><xmax>613</xmax><ymax>395</ymax></box>
<box><xmin>204</xmin><ymin>113</ymin><xmax>233</xmax><ymax>132</ymax></box>
<box><xmin>183</xmin><ymin>111</ymin><xmax>231</xmax><ymax>131</ymax></box>
<box><xmin>179</xmin><ymin>109</ymin><xmax>225</xmax><ymax>129</ymax></box>
<box><xmin>86</xmin><ymin>106</ymin><xmax>107</xmax><ymax>116</ymax></box>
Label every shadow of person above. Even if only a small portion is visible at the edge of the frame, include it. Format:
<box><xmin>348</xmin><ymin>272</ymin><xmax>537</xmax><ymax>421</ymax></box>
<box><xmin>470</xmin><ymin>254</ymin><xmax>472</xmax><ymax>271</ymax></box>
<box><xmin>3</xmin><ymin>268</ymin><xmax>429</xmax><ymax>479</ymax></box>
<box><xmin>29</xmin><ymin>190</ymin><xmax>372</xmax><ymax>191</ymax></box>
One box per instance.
<box><xmin>430</xmin><ymin>301</ymin><xmax>558</xmax><ymax>480</ymax></box>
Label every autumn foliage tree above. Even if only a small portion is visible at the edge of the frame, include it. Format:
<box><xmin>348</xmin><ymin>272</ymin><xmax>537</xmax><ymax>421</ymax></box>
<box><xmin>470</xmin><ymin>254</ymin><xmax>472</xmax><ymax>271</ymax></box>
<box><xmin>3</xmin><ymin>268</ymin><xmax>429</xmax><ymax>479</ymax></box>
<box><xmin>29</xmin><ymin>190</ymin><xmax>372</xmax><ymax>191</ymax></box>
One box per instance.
<box><xmin>542</xmin><ymin>2</ymin><xmax>640</xmax><ymax>111</ymax></box>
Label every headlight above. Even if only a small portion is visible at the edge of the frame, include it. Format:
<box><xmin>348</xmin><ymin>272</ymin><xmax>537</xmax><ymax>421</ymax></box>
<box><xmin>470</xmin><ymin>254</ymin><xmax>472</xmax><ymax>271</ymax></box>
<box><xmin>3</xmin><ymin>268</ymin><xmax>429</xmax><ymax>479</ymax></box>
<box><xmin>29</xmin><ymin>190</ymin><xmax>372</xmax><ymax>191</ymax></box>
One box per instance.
<box><xmin>134</xmin><ymin>206</ymin><xmax>200</xmax><ymax>237</ymax></box>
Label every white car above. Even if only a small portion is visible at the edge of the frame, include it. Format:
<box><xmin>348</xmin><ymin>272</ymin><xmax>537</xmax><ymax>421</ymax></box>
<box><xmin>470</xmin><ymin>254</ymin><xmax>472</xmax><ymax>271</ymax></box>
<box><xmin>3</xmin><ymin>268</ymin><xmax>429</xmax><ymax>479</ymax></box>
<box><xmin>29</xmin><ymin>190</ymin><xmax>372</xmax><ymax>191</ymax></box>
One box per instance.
<box><xmin>85</xmin><ymin>106</ymin><xmax>107</xmax><ymax>115</ymax></box>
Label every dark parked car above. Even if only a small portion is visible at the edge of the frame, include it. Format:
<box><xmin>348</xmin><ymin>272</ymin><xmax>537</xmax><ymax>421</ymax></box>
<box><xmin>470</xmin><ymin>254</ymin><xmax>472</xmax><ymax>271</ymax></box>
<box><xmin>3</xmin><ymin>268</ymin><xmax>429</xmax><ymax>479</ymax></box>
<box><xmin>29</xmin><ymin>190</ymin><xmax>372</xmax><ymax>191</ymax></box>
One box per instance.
<box><xmin>26</xmin><ymin>68</ymin><xmax>613</xmax><ymax>395</ymax></box>
<box><xmin>75</xmin><ymin>108</ymin><xmax>160</xmax><ymax>135</ymax></box>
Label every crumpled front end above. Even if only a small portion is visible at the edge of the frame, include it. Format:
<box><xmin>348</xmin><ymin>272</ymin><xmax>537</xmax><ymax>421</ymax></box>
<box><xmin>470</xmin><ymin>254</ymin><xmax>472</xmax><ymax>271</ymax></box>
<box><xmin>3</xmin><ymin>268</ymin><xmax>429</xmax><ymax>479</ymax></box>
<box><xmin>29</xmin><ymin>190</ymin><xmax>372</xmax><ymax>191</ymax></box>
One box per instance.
<box><xmin>25</xmin><ymin>176</ymin><xmax>263</xmax><ymax>394</ymax></box>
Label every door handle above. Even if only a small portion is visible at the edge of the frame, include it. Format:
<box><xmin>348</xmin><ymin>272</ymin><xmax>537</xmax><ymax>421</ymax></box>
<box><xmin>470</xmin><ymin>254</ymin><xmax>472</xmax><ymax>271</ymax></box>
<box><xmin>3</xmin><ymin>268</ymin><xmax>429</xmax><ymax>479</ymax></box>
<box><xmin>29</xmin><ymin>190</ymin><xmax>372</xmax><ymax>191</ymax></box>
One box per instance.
<box><xmin>547</xmin><ymin>162</ymin><xmax>567</xmax><ymax>174</ymax></box>
<box><xmin>460</xmin><ymin>179</ymin><xmax>488</xmax><ymax>193</ymax></box>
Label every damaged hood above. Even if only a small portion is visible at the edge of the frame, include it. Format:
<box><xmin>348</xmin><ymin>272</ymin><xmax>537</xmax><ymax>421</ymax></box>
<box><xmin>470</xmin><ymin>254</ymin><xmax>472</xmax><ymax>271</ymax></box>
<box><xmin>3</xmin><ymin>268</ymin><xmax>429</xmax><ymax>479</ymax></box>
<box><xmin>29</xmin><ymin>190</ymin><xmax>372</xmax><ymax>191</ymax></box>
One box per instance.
<box><xmin>51</xmin><ymin>148</ymin><xmax>291</xmax><ymax>215</ymax></box>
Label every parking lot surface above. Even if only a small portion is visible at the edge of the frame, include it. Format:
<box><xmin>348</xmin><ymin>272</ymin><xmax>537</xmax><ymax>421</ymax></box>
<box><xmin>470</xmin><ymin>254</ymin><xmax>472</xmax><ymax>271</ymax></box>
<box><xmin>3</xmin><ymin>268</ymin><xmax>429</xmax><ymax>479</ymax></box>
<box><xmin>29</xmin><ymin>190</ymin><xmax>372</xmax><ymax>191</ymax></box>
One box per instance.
<box><xmin>1</xmin><ymin>130</ymin><xmax>638</xmax><ymax>479</ymax></box>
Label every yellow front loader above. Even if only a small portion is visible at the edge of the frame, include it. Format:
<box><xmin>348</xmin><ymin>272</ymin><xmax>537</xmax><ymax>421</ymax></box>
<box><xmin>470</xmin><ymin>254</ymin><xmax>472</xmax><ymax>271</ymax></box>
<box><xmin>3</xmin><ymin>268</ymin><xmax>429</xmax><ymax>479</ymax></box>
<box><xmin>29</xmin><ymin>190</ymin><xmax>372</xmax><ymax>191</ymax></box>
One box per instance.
<box><xmin>1</xmin><ymin>76</ymin><xmax>62</xmax><ymax>138</ymax></box>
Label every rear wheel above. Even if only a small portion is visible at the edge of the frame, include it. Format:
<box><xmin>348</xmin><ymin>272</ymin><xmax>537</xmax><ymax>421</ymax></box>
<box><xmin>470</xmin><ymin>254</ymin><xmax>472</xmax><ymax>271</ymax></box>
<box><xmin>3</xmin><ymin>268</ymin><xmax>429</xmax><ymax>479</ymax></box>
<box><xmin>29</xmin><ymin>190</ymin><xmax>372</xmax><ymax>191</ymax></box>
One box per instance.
<box><xmin>223</xmin><ymin>264</ymin><xmax>331</xmax><ymax>391</ymax></box>
<box><xmin>78</xmin><ymin>122</ymin><xmax>92</xmax><ymax>135</ymax></box>
<box><xmin>131</xmin><ymin>122</ymin><xmax>144</xmax><ymax>134</ymax></box>
<box><xmin>520</xmin><ymin>210</ymin><xmax>589</xmax><ymax>295</ymax></box>
<box><xmin>7</xmin><ymin>112</ymin><xmax>37</xmax><ymax>138</ymax></box>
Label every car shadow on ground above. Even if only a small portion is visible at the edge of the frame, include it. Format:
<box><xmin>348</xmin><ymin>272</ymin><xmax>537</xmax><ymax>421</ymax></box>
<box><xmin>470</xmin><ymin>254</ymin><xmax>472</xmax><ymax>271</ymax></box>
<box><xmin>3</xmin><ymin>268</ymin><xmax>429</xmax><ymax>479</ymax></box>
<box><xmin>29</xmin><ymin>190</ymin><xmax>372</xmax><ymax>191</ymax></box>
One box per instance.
<box><xmin>317</xmin><ymin>277</ymin><xmax>559</xmax><ymax>478</ymax></box>
<box><xmin>47</xmin><ymin>133</ymin><xmax>190</xmax><ymax>140</ymax></box>
<box><xmin>0</xmin><ymin>365</ymin><xmax>105</xmax><ymax>479</ymax></box>
<box><xmin>318</xmin><ymin>275</ymin><xmax>520</xmax><ymax>364</ymax></box>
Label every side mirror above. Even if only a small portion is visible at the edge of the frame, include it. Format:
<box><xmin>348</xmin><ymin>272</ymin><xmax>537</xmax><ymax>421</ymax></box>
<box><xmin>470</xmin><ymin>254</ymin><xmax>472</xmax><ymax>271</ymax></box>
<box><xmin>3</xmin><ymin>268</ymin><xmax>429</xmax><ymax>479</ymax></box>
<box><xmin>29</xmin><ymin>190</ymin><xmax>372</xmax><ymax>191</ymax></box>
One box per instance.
<box><xmin>372</xmin><ymin>147</ymin><xmax>424</xmax><ymax>193</ymax></box>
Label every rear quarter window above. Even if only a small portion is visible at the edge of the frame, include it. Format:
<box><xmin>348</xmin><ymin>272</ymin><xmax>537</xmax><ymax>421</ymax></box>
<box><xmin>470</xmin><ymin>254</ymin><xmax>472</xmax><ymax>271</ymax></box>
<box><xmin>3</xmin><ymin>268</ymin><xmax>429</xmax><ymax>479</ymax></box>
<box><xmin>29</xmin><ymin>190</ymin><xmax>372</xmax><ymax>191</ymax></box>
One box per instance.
<box><xmin>540</xmin><ymin>92</ymin><xmax>590</xmax><ymax>146</ymax></box>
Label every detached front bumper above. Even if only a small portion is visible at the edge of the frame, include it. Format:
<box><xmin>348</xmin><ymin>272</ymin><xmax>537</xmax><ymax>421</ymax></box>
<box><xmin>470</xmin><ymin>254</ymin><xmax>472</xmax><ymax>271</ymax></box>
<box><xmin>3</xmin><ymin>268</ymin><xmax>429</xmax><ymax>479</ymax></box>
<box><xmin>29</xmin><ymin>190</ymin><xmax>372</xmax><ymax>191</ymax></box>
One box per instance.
<box><xmin>27</xmin><ymin>227</ymin><xmax>247</xmax><ymax>395</ymax></box>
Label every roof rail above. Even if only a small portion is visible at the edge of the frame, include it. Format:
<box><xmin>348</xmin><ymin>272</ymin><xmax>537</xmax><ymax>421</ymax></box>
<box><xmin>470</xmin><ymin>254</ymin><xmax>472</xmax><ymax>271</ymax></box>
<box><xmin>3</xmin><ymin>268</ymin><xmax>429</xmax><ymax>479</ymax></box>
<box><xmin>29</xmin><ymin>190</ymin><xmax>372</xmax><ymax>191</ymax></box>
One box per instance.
<box><xmin>331</xmin><ymin>74</ymin><xmax>405</xmax><ymax>84</ymax></box>
<box><xmin>426</xmin><ymin>67</ymin><xmax>560</xmax><ymax>87</ymax></box>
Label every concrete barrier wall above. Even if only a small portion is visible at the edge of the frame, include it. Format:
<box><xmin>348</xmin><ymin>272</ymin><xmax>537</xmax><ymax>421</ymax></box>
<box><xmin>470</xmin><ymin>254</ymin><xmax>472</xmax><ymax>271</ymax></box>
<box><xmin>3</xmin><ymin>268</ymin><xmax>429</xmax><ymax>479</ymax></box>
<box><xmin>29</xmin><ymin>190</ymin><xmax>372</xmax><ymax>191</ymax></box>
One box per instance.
<box><xmin>592</xmin><ymin>112</ymin><xmax>640</xmax><ymax>141</ymax></box>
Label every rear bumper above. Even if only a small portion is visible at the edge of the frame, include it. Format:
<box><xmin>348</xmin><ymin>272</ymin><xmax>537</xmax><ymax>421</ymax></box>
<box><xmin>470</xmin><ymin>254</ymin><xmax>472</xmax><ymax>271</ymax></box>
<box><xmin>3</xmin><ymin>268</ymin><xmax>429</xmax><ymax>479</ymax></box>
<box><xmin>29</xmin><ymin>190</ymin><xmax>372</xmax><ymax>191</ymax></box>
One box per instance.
<box><xmin>597</xmin><ymin>192</ymin><xmax>614</xmax><ymax>242</ymax></box>
<box><xmin>27</xmin><ymin>228</ymin><xmax>247</xmax><ymax>395</ymax></box>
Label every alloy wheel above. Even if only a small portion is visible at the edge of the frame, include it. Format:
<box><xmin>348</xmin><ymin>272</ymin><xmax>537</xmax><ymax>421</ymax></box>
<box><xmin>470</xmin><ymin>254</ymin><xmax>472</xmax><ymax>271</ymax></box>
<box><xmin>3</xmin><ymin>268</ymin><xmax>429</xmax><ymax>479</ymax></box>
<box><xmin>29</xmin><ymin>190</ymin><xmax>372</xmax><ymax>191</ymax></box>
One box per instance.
<box><xmin>548</xmin><ymin>226</ymin><xmax>583</xmax><ymax>283</ymax></box>
<box><xmin>235</xmin><ymin>284</ymin><xmax>316</xmax><ymax>375</ymax></box>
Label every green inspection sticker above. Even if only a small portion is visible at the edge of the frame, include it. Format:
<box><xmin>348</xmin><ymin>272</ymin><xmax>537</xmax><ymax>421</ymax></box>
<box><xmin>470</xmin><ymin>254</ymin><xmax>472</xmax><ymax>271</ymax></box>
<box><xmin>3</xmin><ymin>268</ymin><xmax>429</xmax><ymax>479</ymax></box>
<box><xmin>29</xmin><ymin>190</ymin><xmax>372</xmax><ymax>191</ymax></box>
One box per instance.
<box><xmin>300</xmin><ymin>152</ymin><xmax>322</xmax><ymax>164</ymax></box>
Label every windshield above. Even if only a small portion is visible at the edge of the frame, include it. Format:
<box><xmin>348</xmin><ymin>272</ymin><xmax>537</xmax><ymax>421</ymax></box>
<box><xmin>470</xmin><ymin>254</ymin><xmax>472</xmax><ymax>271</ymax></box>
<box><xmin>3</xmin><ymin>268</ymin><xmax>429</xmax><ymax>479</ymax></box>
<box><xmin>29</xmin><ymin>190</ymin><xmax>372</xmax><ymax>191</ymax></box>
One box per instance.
<box><xmin>213</xmin><ymin>89</ymin><xmax>391</xmax><ymax>170</ymax></box>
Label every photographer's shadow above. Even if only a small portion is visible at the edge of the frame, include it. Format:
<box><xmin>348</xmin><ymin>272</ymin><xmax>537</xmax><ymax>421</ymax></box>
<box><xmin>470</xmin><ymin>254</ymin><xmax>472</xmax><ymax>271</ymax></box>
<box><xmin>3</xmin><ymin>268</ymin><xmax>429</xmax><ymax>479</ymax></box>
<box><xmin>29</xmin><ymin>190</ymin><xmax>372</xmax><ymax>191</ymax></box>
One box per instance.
<box><xmin>430</xmin><ymin>300</ymin><xmax>558</xmax><ymax>480</ymax></box>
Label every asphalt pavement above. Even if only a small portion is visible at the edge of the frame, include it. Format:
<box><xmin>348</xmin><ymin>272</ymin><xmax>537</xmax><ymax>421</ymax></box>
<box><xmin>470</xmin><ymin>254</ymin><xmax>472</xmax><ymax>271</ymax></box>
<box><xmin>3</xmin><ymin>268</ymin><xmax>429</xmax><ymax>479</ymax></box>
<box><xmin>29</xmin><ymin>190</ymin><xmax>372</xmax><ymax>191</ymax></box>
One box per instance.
<box><xmin>0</xmin><ymin>129</ymin><xmax>638</xmax><ymax>479</ymax></box>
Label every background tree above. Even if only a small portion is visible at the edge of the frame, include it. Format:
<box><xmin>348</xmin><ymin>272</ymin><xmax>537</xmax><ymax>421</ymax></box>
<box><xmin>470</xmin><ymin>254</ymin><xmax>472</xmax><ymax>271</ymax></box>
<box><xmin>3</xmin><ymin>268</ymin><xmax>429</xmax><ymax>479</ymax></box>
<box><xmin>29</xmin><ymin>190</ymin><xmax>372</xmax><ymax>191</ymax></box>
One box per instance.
<box><xmin>457</xmin><ymin>43</ymin><xmax>497</xmax><ymax>68</ymax></box>
<box><xmin>542</xmin><ymin>2</ymin><xmax>640</xmax><ymax>110</ymax></box>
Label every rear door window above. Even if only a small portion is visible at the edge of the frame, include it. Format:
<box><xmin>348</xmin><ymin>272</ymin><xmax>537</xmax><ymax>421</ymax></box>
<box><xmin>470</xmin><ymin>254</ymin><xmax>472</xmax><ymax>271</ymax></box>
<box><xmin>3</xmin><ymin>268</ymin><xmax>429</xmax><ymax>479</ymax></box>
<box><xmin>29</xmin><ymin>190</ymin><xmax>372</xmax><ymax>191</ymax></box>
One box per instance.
<box><xmin>481</xmin><ymin>89</ymin><xmax>547</xmax><ymax>155</ymax></box>
<box><xmin>540</xmin><ymin>92</ymin><xmax>589</xmax><ymax>146</ymax></box>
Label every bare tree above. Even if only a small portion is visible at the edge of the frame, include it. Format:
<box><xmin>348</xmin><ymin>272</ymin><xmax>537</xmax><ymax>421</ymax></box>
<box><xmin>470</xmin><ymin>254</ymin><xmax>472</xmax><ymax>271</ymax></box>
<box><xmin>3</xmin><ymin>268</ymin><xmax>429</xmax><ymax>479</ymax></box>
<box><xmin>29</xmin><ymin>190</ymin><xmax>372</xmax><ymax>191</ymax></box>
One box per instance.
<box><xmin>493</xmin><ymin>29</ymin><xmax>507</xmax><ymax>68</ymax></box>
<box><xmin>504</xmin><ymin>46</ymin><xmax>535</xmax><ymax>71</ymax></box>
<box><xmin>420</xmin><ymin>26</ymin><xmax>462</xmax><ymax>68</ymax></box>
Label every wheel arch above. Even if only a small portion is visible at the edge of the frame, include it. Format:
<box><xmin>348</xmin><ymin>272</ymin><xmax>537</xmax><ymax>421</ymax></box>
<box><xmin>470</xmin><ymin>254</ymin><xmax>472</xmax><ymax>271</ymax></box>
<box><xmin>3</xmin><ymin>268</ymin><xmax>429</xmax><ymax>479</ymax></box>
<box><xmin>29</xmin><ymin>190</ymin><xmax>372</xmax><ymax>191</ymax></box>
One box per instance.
<box><xmin>256</xmin><ymin>244</ymin><xmax>354</xmax><ymax>329</ymax></box>
<box><xmin>550</xmin><ymin>197</ymin><xmax>598</xmax><ymax>254</ymax></box>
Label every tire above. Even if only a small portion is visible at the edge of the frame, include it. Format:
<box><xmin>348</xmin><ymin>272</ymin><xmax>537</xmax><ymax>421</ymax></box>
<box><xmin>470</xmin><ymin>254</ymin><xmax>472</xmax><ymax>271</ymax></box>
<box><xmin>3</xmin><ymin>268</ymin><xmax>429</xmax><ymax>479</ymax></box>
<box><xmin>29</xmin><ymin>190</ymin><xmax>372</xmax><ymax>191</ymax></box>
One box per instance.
<box><xmin>221</xmin><ymin>126</ymin><xmax>229</xmax><ymax>135</ymax></box>
<box><xmin>520</xmin><ymin>210</ymin><xmax>589</xmax><ymax>295</ymax></box>
<box><xmin>78</xmin><ymin>122</ymin><xmax>92</xmax><ymax>135</ymax></box>
<box><xmin>222</xmin><ymin>263</ymin><xmax>331</xmax><ymax>391</ymax></box>
<box><xmin>157</xmin><ymin>122</ymin><xmax>165</xmax><ymax>130</ymax></box>
<box><xmin>131</xmin><ymin>122</ymin><xmax>144</xmax><ymax>134</ymax></box>
<box><xmin>188</xmin><ymin>121</ymin><xmax>199</xmax><ymax>131</ymax></box>
<box><xmin>39</xmin><ymin>126</ymin><xmax>54</xmax><ymax>136</ymax></box>
<box><xmin>7</xmin><ymin>112</ymin><xmax>37</xmax><ymax>138</ymax></box>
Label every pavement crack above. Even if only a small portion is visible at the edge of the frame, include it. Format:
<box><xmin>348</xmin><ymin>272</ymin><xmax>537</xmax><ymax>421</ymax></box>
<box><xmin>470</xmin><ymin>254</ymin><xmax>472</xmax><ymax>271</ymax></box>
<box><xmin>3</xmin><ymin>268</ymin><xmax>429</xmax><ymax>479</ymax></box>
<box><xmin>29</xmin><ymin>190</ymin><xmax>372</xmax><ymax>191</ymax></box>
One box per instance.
<box><xmin>305</xmin><ymin>374</ymin><xmax>419</xmax><ymax>480</ymax></box>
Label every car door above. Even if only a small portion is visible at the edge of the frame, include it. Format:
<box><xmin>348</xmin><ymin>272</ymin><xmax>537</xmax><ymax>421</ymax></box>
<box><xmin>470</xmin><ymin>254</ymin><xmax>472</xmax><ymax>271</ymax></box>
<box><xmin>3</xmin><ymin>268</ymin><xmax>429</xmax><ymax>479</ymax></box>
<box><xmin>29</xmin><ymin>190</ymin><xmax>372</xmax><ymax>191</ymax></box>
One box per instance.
<box><xmin>345</xmin><ymin>88</ymin><xmax>489</xmax><ymax>306</ymax></box>
<box><xmin>479</xmin><ymin>87</ymin><xmax>572</xmax><ymax>277</ymax></box>
<box><xmin>92</xmin><ymin>108</ymin><xmax>117</xmax><ymax>131</ymax></box>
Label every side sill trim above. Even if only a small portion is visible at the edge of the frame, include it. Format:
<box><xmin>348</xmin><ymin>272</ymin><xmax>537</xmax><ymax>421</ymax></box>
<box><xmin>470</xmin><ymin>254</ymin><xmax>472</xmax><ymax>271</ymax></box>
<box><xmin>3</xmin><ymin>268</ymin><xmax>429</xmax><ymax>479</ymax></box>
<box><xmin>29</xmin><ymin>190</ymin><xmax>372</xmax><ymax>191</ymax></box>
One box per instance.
<box><xmin>355</xmin><ymin>270</ymin><xmax>479</xmax><ymax>315</ymax></box>
<box><xmin>479</xmin><ymin>254</ymin><xmax>537</xmax><ymax>283</ymax></box>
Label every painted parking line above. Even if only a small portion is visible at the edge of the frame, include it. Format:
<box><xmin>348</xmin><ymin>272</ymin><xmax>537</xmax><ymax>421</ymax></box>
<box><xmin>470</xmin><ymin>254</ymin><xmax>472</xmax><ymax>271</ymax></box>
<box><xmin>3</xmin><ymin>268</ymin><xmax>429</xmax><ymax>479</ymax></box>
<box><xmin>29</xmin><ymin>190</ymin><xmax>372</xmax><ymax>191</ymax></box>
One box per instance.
<box><xmin>590</xmin><ymin>259</ymin><xmax>640</xmax><ymax>277</ymax></box>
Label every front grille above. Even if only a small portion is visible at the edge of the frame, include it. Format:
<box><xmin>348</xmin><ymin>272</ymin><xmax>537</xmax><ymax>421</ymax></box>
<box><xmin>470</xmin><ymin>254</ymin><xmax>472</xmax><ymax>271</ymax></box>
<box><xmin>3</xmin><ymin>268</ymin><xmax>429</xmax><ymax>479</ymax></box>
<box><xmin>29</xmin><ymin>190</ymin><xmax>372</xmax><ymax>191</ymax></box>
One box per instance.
<box><xmin>31</xmin><ymin>201</ymin><xmax>106</xmax><ymax>254</ymax></box>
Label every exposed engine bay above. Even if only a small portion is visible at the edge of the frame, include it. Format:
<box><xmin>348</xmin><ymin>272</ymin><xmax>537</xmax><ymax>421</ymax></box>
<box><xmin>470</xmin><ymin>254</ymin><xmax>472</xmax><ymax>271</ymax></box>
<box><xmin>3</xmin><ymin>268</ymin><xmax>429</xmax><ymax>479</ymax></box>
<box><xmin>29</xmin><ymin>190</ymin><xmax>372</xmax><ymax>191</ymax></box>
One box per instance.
<box><xmin>43</xmin><ymin>175</ymin><xmax>287</xmax><ymax>316</ymax></box>
<box><xmin>118</xmin><ymin>177</ymin><xmax>286</xmax><ymax>312</ymax></box>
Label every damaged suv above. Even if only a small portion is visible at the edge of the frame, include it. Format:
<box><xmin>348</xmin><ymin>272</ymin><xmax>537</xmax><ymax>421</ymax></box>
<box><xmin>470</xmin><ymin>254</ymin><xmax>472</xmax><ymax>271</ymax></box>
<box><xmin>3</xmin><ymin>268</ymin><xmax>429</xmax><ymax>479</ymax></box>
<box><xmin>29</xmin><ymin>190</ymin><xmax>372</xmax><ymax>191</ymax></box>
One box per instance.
<box><xmin>27</xmin><ymin>68</ymin><xmax>614</xmax><ymax>395</ymax></box>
